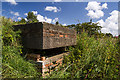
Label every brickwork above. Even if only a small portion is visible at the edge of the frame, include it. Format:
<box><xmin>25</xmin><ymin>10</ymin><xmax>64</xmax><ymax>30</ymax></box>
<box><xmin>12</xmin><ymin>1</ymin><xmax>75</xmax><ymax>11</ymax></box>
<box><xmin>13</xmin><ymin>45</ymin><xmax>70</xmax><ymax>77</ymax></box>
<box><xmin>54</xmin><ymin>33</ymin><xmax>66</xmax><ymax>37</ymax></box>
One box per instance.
<box><xmin>13</xmin><ymin>22</ymin><xmax>77</xmax><ymax>49</ymax></box>
<box><xmin>36</xmin><ymin>52</ymin><xmax>69</xmax><ymax>77</ymax></box>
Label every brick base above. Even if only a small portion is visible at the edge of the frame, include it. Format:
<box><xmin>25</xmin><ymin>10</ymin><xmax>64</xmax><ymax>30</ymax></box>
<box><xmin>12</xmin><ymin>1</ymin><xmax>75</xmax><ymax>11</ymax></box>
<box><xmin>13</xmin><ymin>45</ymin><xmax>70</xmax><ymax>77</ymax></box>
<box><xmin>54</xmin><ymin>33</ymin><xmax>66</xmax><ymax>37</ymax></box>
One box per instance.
<box><xmin>36</xmin><ymin>52</ymin><xmax>69</xmax><ymax>77</ymax></box>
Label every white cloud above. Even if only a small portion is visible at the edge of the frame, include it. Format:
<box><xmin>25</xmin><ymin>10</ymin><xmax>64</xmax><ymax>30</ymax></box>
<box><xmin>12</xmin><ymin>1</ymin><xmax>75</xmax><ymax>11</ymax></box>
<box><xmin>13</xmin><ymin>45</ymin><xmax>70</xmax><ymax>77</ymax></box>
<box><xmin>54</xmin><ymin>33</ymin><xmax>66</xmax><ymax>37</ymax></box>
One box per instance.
<box><xmin>25</xmin><ymin>18</ymin><xmax>28</xmax><ymax>21</ymax></box>
<box><xmin>14</xmin><ymin>12</ymin><xmax>19</xmax><ymax>16</ymax></box>
<box><xmin>106</xmin><ymin>10</ymin><xmax>118</xmax><ymax>24</ymax></box>
<box><xmin>85</xmin><ymin>1</ymin><xmax>108</xmax><ymax>19</ymax></box>
<box><xmin>37</xmin><ymin>14</ymin><xmax>45</xmax><ymax>22</ymax></box>
<box><xmin>24</xmin><ymin>13</ymin><xmax>28</xmax><ymax>16</ymax></box>
<box><xmin>24</xmin><ymin>11</ymin><xmax>38</xmax><ymax>16</ymax></box>
<box><xmin>32</xmin><ymin>11</ymin><xmax>38</xmax><ymax>15</ymax></box>
<box><xmin>87</xmin><ymin>10</ymin><xmax>104</xmax><ymax>19</ymax></box>
<box><xmin>17</xmin><ymin>17</ymin><xmax>21</xmax><ymax>20</ymax></box>
<box><xmin>44</xmin><ymin>16</ymin><xmax>52</xmax><ymax>23</ymax></box>
<box><xmin>10</xmin><ymin>11</ymin><xmax>19</xmax><ymax>16</ymax></box>
<box><xmin>37</xmin><ymin>14</ymin><xmax>57</xmax><ymax>23</ymax></box>
<box><xmin>45</xmin><ymin>6</ymin><xmax>61</xmax><ymax>12</ymax></box>
<box><xmin>62</xmin><ymin>23</ymin><xmax>67</xmax><ymax>26</ymax></box>
<box><xmin>102</xmin><ymin>3</ymin><xmax>108</xmax><ymax>9</ymax></box>
<box><xmin>118</xmin><ymin>12</ymin><xmax>120</xmax><ymax>35</ymax></box>
<box><xmin>23</xmin><ymin>11</ymin><xmax>58</xmax><ymax>24</ymax></box>
<box><xmin>97</xmin><ymin>10</ymin><xmax>118</xmax><ymax>36</ymax></box>
<box><xmin>97</xmin><ymin>19</ymin><xmax>105</xmax><ymax>27</ymax></box>
<box><xmin>54</xmin><ymin>0</ymin><xmax>62</xmax><ymax>2</ymax></box>
<box><xmin>75</xmin><ymin>0</ymin><xmax>79</xmax><ymax>2</ymax></box>
<box><xmin>5</xmin><ymin>0</ymin><xmax>17</xmax><ymax>5</ymax></box>
<box><xmin>52</xmin><ymin>18</ymin><xmax>59</xmax><ymax>23</ymax></box>
<box><xmin>86</xmin><ymin>1</ymin><xmax>101</xmax><ymax>11</ymax></box>
<box><xmin>10</xmin><ymin>11</ymin><xmax>14</xmax><ymax>14</ymax></box>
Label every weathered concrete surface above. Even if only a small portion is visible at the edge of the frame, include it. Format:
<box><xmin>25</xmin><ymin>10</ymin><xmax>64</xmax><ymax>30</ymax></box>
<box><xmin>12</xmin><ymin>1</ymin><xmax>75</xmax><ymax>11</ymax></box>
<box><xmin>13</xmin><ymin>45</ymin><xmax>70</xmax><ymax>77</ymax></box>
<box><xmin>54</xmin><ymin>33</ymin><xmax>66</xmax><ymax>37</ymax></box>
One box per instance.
<box><xmin>13</xmin><ymin>22</ymin><xmax>77</xmax><ymax>49</ymax></box>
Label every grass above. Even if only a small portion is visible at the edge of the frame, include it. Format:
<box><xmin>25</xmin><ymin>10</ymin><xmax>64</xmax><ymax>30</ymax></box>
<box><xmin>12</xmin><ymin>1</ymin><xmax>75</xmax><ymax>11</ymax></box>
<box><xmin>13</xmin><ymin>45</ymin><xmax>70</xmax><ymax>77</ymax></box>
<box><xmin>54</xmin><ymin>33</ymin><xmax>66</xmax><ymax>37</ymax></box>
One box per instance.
<box><xmin>49</xmin><ymin>31</ymin><xmax>120</xmax><ymax>79</ymax></box>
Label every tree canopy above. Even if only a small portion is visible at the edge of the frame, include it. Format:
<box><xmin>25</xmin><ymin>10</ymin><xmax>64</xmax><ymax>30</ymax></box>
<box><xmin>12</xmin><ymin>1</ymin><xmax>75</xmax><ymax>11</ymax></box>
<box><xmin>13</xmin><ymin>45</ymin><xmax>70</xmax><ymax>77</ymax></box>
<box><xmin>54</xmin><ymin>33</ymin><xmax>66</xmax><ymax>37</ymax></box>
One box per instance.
<box><xmin>18</xmin><ymin>18</ymin><xmax>26</xmax><ymax>23</ymax></box>
<box><xmin>66</xmin><ymin>20</ymin><xmax>102</xmax><ymax>36</ymax></box>
<box><xmin>25</xmin><ymin>12</ymin><xmax>38</xmax><ymax>23</ymax></box>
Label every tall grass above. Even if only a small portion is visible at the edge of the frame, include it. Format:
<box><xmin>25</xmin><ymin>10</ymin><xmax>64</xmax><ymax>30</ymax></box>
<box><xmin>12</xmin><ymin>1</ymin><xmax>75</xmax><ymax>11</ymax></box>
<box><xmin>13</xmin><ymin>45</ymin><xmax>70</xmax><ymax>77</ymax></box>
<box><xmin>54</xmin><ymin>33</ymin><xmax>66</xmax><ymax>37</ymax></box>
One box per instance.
<box><xmin>1</xmin><ymin>17</ymin><xmax>41</xmax><ymax>78</ymax></box>
<box><xmin>50</xmin><ymin>31</ymin><xmax>120</xmax><ymax>79</ymax></box>
<box><xmin>2</xmin><ymin>46</ymin><xmax>40</xmax><ymax>78</ymax></box>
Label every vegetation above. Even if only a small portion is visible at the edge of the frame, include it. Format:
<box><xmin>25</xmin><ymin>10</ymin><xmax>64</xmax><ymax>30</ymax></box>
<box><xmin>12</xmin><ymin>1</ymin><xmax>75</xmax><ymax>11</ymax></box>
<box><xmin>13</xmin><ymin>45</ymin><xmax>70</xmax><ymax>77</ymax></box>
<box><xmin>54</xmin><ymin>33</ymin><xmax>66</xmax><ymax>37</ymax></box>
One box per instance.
<box><xmin>49</xmin><ymin>31</ymin><xmax>120</xmax><ymax>79</ymax></box>
<box><xmin>26</xmin><ymin>12</ymin><xmax>38</xmax><ymax>23</ymax></box>
<box><xmin>1</xmin><ymin>11</ymin><xmax>120</xmax><ymax>79</ymax></box>
<box><xmin>67</xmin><ymin>19</ymin><xmax>102</xmax><ymax>36</ymax></box>
<box><xmin>18</xmin><ymin>18</ymin><xmax>26</xmax><ymax>24</ymax></box>
<box><xmin>1</xmin><ymin>16</ymin><xmax>40</xmax><ymax>78</ymax></box>
<box><xmin>55</xmin><ymin>21</ymin><xmax>59</xmax><ymax>25</ymax></box>
<box><xmin>18</xmin><ymin>12</ymin><xmax>38</xmax><ymax>24</ymax></box>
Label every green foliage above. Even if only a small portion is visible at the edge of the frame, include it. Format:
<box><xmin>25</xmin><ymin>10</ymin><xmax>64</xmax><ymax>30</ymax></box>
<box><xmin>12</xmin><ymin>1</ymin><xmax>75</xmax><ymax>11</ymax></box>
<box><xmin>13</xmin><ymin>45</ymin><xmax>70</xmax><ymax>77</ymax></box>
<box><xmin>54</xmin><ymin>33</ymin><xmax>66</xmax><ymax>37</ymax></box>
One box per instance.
<box><xmin>2</xmin><ymin>17</ymin><xmax>21</xmax><ymax>46</ymax></box>
<box><xmin>67</xmin><ymin>20</ymin><xmax>115</xmax><ymax>38</ymax></box>
<box><xmin>1</xmin><ymin>16</ymin><xmax>40</xmax><ymax>78</ymax></box>
<box><xmin>55</xmin><ymin>21</ymin><xmax>59</xmax><ymax>25</ymax></box>
<box><xmin>1</xmin><ymin>16</ymin><xmax>119</xmax><ymax>79</ymax></box>
<box><xmin>67</xmin><ymin>20</ymin><xmax>102</xmax><ymax>36</ymax></box>
<box><xmin>105</xmin><ymin>33</ymin><xmax>113</xmax><ymax>37</ymax></box>
<box><xmin>18</xmin><ymin>18</ymin><xmax>26</xmax><ymax>24</ymax></box>
<box><xmin>2</xmin><ymin>46</ymin><xmax>39</xmax><ymax>78</ymax></box>
<box><xmin>18</xmin><ymin>12</ymin><xmax>38</xmax><ymax>24</ymax></box>
<box><xmin>26</xmin><ymin>12</ymin><xmax>38</xmax><ymax>23</ymax></box>
<box><xmin>50</xmin><ymin>30</ymin><xmax>120</xmax><ymax>79</ymax></box>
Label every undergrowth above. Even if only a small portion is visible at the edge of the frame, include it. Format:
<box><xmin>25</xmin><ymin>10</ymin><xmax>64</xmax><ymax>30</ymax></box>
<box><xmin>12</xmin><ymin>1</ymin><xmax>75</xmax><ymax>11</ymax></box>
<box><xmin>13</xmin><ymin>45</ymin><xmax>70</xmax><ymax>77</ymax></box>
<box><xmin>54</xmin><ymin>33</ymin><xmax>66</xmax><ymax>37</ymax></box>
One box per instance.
<box><xmin>49</xmin><ymin>31</ymin><xmax>120</xmax><ymax>79</ymax></box>
<box><xmin>1</xmin><ymin>17</ymin><xmax>41</xmax><ymax>78</ymax></box>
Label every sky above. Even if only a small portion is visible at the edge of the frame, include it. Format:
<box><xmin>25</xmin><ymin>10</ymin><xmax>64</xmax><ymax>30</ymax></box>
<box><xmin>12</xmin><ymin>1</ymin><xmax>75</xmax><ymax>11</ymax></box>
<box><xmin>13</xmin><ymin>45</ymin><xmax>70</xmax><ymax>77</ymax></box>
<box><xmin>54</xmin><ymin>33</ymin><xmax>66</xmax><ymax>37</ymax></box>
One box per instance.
<box><xmin>2</xmin><ymin>0</ymin><xmax>119</xmax><ymax>36</ymax></box>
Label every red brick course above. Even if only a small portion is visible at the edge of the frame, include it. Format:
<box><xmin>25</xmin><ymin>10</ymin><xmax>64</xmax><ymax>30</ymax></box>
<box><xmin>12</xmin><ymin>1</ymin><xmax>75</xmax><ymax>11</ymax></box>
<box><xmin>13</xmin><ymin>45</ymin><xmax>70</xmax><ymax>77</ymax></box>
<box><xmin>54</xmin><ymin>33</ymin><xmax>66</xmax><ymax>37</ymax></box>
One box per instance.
<box><xmin>59</xmin><ymin>35</ymin><xmax>64</xmax><ymax>37</ymax></box>
<box><xmin>36</xmin><ymin>52</ymin><xmax>69</xmax><ymax>77</ymax></box>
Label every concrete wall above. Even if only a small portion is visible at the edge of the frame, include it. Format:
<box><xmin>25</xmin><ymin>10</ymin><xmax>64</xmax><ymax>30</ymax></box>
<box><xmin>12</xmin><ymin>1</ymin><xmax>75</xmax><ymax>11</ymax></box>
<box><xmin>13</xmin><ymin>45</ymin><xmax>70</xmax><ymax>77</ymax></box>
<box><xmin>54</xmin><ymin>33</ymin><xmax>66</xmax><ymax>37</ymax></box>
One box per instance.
<box><xmin>13</xmin><ymin>22</ymin><xmax>76</xmax><ymax>49</ymax></box>
<box><xmin>14</xmin><ymin>22</ymin><xmax>43</xmax><ymax>49</ymax></box>
<box><xmin>42</xmin><ymin>22</ymin><xmax>76</xmax><ymax>49</ymax></box>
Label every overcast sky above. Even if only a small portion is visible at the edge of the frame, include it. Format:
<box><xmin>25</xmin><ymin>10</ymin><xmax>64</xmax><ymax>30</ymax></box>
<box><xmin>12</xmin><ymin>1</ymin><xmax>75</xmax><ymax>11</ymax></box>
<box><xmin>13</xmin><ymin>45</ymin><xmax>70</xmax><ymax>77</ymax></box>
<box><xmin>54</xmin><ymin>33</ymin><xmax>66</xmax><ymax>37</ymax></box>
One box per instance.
<box><xmin>2</xmin><ymin>0</ymin><xmax>119</xmax><ymax>36</ymax></box>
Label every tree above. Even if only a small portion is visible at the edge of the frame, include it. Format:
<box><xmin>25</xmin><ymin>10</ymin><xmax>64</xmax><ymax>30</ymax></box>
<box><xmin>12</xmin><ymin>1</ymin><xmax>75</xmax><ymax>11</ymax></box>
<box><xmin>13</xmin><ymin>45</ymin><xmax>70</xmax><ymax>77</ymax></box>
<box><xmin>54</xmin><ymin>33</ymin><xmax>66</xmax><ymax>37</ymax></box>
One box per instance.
<box><xmin>18</xmin><ymin>18</ymin><xmax>26</xmax><ymax>23</ymax></box>
<box><xmin>106</xmin><ymin>33</ymin><xmax>113</xmax><ymax>37</ymax></box>
<box><xmin>66</xmin><ymin>20</ymin><xmax>102</xmax><ymax>36</ymax></box>
<box><xmin>118</xmin><ymin>35</ymin><xmax>120</xmax><ymax>39</ymax></box>
<box><xmin>55</xmin><ymin>21</ymin><xmax>59</xmax><ymax>25</ymax></box>
<box><xmin>26</xmin><ymin>12</ymin><xmax>38</xmax><ymax>23</ymax></box>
